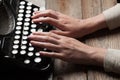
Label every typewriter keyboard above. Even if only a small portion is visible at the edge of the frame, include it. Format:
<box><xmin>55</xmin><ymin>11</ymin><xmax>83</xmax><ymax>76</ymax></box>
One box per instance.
<box><xmin>9</xmin><ymin>0</ymin><xmax>53</xmax><ymax>71</ymax></box>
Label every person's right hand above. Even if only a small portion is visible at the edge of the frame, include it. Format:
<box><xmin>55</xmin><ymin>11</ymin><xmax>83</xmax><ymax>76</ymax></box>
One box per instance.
<box><xmin>32</xmin><ymin>10</ymin><xmax>107</xmax><ymax>38</ymax></box>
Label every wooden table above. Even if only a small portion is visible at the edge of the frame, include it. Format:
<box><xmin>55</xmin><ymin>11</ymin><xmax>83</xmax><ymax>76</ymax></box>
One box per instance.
<box><xmin>28</xmin><ymin>0</ymin><xmax>120</xmax><ymax>80</ymax></box>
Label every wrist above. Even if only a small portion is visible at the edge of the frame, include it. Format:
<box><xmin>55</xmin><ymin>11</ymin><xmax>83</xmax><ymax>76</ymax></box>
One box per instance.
<box><xmin>84</xmin><ymin>14</ymin><xmax>108</xmax><ymax>34</ymax></box>
<box><xmin>89</xmin><ymin>47</ymin><xmax>107</xmax><ymax>66</ymax></box>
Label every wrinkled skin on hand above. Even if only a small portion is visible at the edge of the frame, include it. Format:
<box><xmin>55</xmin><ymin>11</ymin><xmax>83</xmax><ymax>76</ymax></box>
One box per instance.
<box><xmin>28</xmin><ymin>32</ymin><xmax>96</xmax><ymax>65</ymax></box>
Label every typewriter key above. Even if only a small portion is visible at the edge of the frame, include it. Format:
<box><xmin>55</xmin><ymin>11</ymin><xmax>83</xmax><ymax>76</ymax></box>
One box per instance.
<box><xmin>24</xmin><ymin>26</ymin><xmax>29</xmax><ymax>30</ymax></box>
<box><xmin>22</xmin><ymin>40</ymin><xmax>27</xmax><ymax>45</ymax></box>
<box><xmin>24</xmin><ymin>22</ymin><xmax>30</xmax><ymax>26</ymax></box>
<box><xmin>19</xmin><ymin>9</ymin><xmax>24</xmax><ymax>13</ymax></box>
<box><xmin>25</xmin><ymin>14</ymin><xmax>31</xmax><ymax>18</ymax></box>
<box><xmin>12</xmin><ymin>50</ymin><xmax>18</xmax><ymax>55</ymax></box>
<box><xmin>15</xmin><ymin>31</ymin><xmax>21</xmax><ymax>34</ymax></box>
<box><xmin>28</xmin><ymin>52</ymin><xmax>34</xmax><ymax>57</ymax></box>
<box><xmin>31</xmin><ymin>24</ymin><xmax>37</xmax><ymax>28</ymax></box>
<box><xmin>26</xmin><ymin>10</ymin><xmax>31</xmax><ymax>14</ymax></box>
<box><xmin>23</xmin><ymin>31</ymin><xmax>29</xmax><ymax>35</ymax></box>
<box><xmin>27</xmin><ymin>6</ymin><xmax>32</xmax><ymax>10</ymax></box>
<box><xmin>18</xmin><ymin>14</ymin><xmax>24</xmax><ymax>17</ymax></box>
<box><xmin>14</xmin><ymin>35</ymin><xmax>20</xmax><ymax>39</ymax></box>
<box><xmin>34</xmin><ymin>57</ymin><xmax>42</xmax><ymax>63</ymax></box>
<box><xmin>20</xmin><ymin>50</ymin><xmax>26</xmax><ymax>55</ymax></box>
<box><xmin>38</xmin><ymin>28</ymin><xmax>43</xmax><ymax>32</ymax></box>
<box><xmin>13</xmin><ymin>45</ymin><xmax>19</xmax><ymax>49</ymax></box>
<box><xmin>27</xmin><ymin>2</ymin><xmax>32</xmax><ymax>6</ymax></box>
<box><xmin>16</xmin><ymin>26</ymin><xmax>22</xmax><ymax>30</ymax></box>
<box><xmin>24</xmin><ymin>59</ymin><xmax>30</xmax><ymax>64</ymax></box>
<box><xmin>21</xmin><ymin>45</ymin><xmax>27</xmax><ymax>50</ymax></box>
<box><xmin>23</xmin><ymin>36</ymin><xmax>28</xmax><ymax>40</ymax></box>
<box><xmin>17</xmin><ymin>22</ymin><xmax>22</xmax><ymax>25</ymax></box>
<box><xmin>33</xmin><ymin>8</ymin><xmax>39</xmax><ymax>11</ymax></box>
<box><xmin>19</xmin><ymin>6</ymin><xmax>25</xmax><ymax>9</ymax></box>
<box><xmin>17</xmin><ymin>17</ymin><xmax>23</xmax><ymax>21</ymax></box>
<box><xmin>14</xmin><ymin>40</ymin><xmax>19</xmax><ymax>44</ymax></box>
<box><xmin>20</xmin><ymin>1</ymin><xmax>26</xmax><ymax>5</ymax></box>
<box><xmin>25</xmin><ymin>18</ymin><xmax>30</xmax><ymax>22</ymax></box>
<box><xmin>28</xmin><ymin>47</ymin><xmax>34</xmax><ymax>51</ymax></box>
<box><xmin>30</xmin><ymin>29</ymin><xmax>36</xmax><ymax>32</ymax></box>
<box><xmin>35</xmin><ymin>52</ymin><xmax>40</xmax><ymax>56</ymax></box>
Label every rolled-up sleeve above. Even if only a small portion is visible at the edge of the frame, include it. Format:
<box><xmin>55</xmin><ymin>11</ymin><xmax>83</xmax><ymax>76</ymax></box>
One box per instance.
<box><xmin>103</xmin><ymin>4</ymin><xmax>120</xmax><ymax>30</ymax></box>
<box><xmin>104</xmin><ymin>49</ymin><xmax>120</xmax><ymax>73</ymax></box>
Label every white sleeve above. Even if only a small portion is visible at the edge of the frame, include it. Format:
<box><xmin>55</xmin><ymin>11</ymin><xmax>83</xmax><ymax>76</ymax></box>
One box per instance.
<box><xmin>103</xmin><ymin>4</ymin><xmax>120</xmax><ymax>30</ymax></box>
<box><xmin>104</xmin><ymin>49</ymin><xmax>120</xmax><ymax>73</ymax></box>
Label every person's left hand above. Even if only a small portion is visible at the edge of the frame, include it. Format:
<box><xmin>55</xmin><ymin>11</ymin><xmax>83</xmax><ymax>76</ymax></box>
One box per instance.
<box><xmin>28</xmin><ymin>32</ymin><xmax>106</xmax><ymax>65</ymax></box>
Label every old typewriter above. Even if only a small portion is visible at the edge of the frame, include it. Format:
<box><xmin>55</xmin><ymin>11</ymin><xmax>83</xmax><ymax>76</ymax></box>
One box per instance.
<box><xmin>0</xmin><ymin>0</ymin><xmax>53</xmax><ymax>80</ymax></box>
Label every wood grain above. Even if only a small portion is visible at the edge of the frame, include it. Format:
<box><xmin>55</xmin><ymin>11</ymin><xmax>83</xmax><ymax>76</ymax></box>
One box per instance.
<box><xmin>46</xmin><ymin>0</ymin><xmax>87</xmax><ymax>80</ymax></box>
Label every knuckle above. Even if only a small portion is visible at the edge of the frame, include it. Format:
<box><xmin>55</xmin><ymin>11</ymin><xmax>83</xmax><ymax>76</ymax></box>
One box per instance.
<box><xmin>46</xmin><ymin>9</ymin><xmax>53</xmax><ymax>14</ymax></box>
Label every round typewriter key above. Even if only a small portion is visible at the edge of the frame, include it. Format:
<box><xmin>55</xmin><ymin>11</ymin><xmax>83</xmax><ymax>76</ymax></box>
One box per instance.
<box><xmin>31</xmin><ymin>24</ymin><xmax>37</xmax><ymax>28</ymax></box>
<box><xmin>26</xmin><ymin>10</ymin><xmax>31</xmax><ymax>14</ymax></box>
<box><xmin>28</xmin><ymin>47</ymin><xmax>34</xmax><ymax>51</ymax></box>
<box><xmin>18</xmin><ymin>14</ymin><xmax>24</xmax><ymax>17</ymax></box>
<box><xmin>13</xmin><ymin>45</ymin><xmax>19</xmax><ymax>49</ymax></box>
<box><xmin>23</xmin><ymin>31</ymin><xmax>29</xmax><ymax>35</ymax></box>
<box><xmin>16</xmin><ymin>26</ymin><xmax>22</xmax><ymax>30</ymax></box>
<box><xmin>35</xmin><ymin>52</ymin><xmax>40</xmax><ymax>56</ymax></box>
<box><xmin>30</xmin><ymin>29</ymin><xmax>36</xmax><ymax>32</ymax></box>
<box><xmin>34</xmin><ymin>57</ymin><xmax>41</xmax><ymax>63</ymax></box>
<box><xmin>28</xmin><ymin>52</ymin><xmax>34</xmax><ymax>57</ymax></box>
<box><xmin>24</xmin><ymin>26</ymin><xmax>29</xmax><ymax>30</ymax></box>
<box><xmin>17</xmin><ymin>22</ymin><xmax>22</xmax><ymax>25</ymax></box>
<box><xmin>25</xmin><ymin>14</ymin><xmax>31</xmax><ymax>18</ymax></box>
<box><xmin>25</xmin><ymin>18</ymin><xmax>30</xmax><ymax>22</ymax></box>
<box><xmin>17</xmin><ymin>17</ymin><xmax>23</xmax><ymax>21</ymax></box>
<box><xmin>22</xmin><ymin>40</ymin><xmax>27</xmax><ymax>44</ymax></box>
<box><xmin>24</xmin><ymin>22</ymin><xmax>30</xmax><ymax>26</ymax></box>
<box><xmin>20</xmin><ymin>1</ymin><xmax>25</xmax><ymax>5</ymax></box>
<box><xmin>20</xmin><ymin>50</ymin><xmax>26</xmax><ymax>55</ymax></box>
<box><xmin>15</xmin><ymin>31</ymin><xmax>21</xmax><ymax>34</ymax></box>
<box><xmin>27</xmin><ymin>6</ymin><xmax>32</xmax><ymax>10</ymax></box>
<box><xmin>14</xmin><ymin>40</ymin><xmax>19</xmax><ymax>44</ymax></box>
<box><xmin>27</xmin><ymin>2</ymin><xmax>32</xmax><ymax>6</ymax></box>
<box><xmin>19</xmin><ymin>9</ymin><xmax>24</xmax><ymax>13</ymax></box>
<box><xmin>33</xmin><ymin>8</ymin><xmax>39</xmax><ymax>11</ymax></box>
<box><xmin>14</xmin><ymin>35</ymin><xmax>20</xmax><ymax>39</ymax></box>
<box><xmin>19</xmin><ymin>5</ymin><xmax>25</xmax><ymax>9</ymax></box>
<box><xmin>29</xmin><ymin>43</ymin><xmax>32</xmax><ymax>46</ymax></box>
<box><xmin>12</xmin><ymin>50</ymin><xmax>18</xmax><ymax>55</ymax></box>
<box><xmin>24</xmin><ymin>59</ymin><xmax>30</xmax><ymax>64</ymax></box>
<box><xmin>21</xmin><ymin>45</ymin><xmax>27</xmax><ymax>50</ymax></box>
<box><xmin>38</xmin><ymin>28</ymin><xmax>43</xmax><ymax>32</ymax></box>
<box><xmin>23</xmin><ymin>36</ymin><xmax>28</xmax><ymax>40</ymax></box>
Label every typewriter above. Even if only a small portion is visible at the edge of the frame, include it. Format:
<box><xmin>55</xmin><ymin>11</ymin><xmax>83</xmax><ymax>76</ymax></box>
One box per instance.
<box><xmin>0</xmin><ymin>0</ymin><xmax>53</xmax><ymax>80</ymax></box>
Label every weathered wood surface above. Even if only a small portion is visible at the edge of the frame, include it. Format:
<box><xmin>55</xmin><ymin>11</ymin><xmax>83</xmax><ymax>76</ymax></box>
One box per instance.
<box><xmin>28</xmin><ymin>0</ymin><xmax>120</xmax><ymax>80</ymax></box>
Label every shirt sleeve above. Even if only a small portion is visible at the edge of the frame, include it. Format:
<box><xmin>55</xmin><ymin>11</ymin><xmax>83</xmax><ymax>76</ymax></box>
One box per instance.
<box><xmin>103</xmin><ymin>3</ymin><xmax>120</xmax><ymax>30</ymax></box>
<box><xmin>104</xmin><ymin>49</ymin><xmax>120</xmax><ymax>73</ymax></box>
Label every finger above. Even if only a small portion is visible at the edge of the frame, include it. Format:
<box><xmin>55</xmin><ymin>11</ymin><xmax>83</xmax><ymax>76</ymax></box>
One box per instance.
<box><xmin>32</xmin><ymin>17</ymin><xmax>59</xmax><ymax>26</ymax></box>
<box><xmin>31</xmin><ymin>32</ymin><xmax>61</xmax><ymax>39</ymax></box>
<box><xmin>50</xmin><ymin>30</ymin><xmax>69</xmax><ymax>36</ymax></box>
<box><xmin>28</xmin><ymin>34</ymin><xmax>59</xmax><ymax>44</ymax></box>
<box><xmin>40</xmin><ymin>51</ymin><xmax>63</xmax><ymax>59</ymax></box>
<box><xmin>32</xmin><ymin>10</ymin><xmax>58</xmax><ymax>19</ymax></box>
<box><xmin>30</xmin><ymin>41</ymin><xmax>60</xmax><ymax>52</ymax></box>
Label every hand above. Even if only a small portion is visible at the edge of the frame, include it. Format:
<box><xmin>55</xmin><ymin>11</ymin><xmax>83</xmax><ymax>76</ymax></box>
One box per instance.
<box><xmin>28</xmin><ymin>32</ymin><xmax>106</xmax><ymax>66</ymax></box>
<box><xmin>32</xmin><ymin>10</ymin><xmax>107</xmax><ymax>38</ymax></box>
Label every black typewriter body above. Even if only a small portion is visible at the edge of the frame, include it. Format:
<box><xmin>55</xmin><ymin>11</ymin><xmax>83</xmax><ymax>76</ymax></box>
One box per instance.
<box><xmin>0</xmin><ymin>0</ymin><xmax>53</xmax><ymax>79</ymax></box>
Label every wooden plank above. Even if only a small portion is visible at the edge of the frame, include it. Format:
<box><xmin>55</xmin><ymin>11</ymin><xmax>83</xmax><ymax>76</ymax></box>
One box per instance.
<box><xmin>81</xmin><ymin>0</ymin><xmax>120</xmax><ymax>80</ymax></box>
<box><xmin>46</xmin><ymin>0</ymin><xmax>87</xmax><ymax>80</ymax></box>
